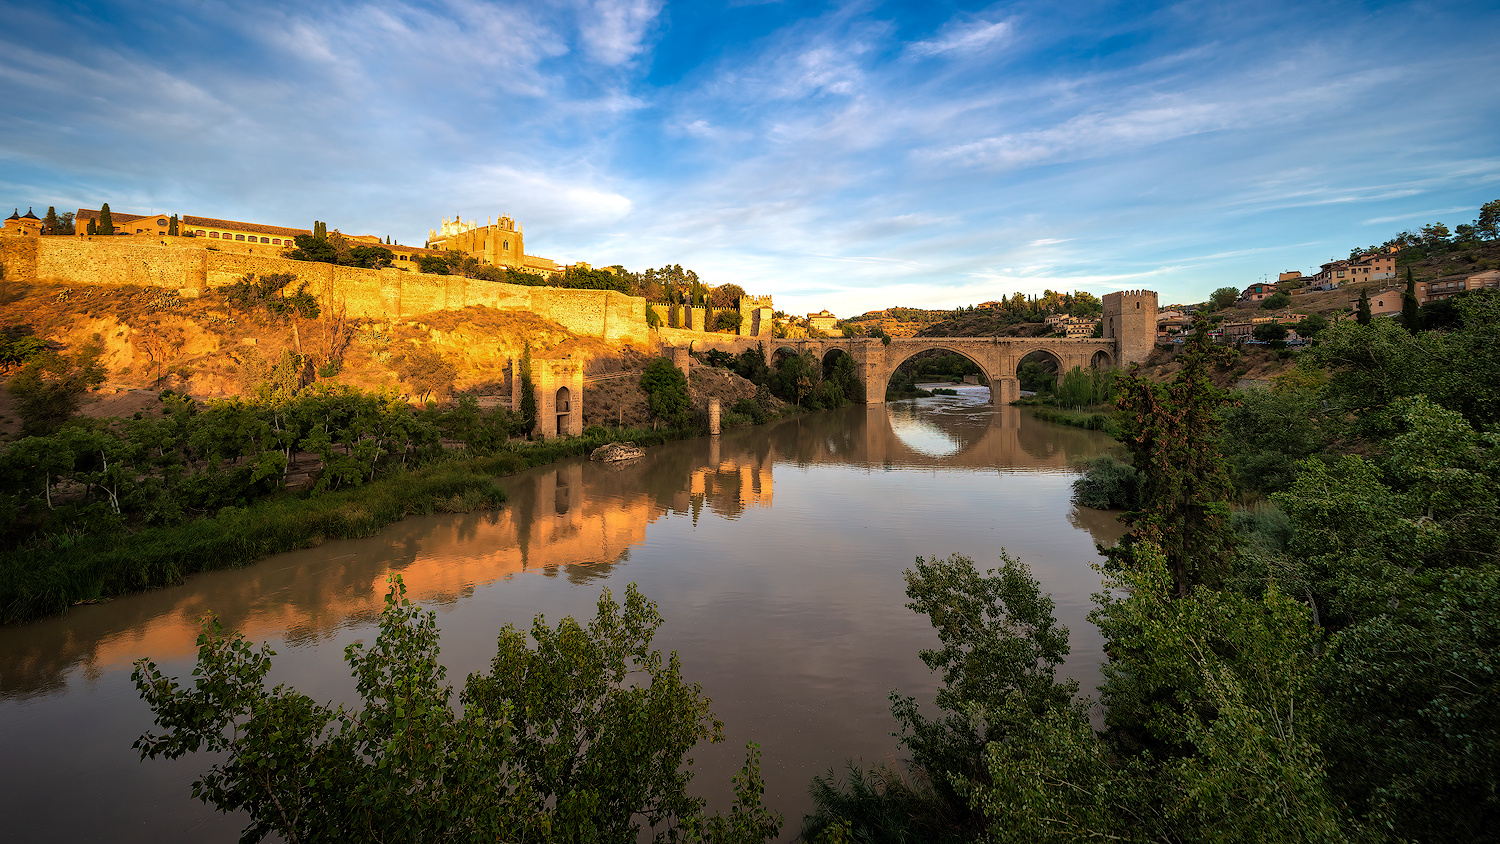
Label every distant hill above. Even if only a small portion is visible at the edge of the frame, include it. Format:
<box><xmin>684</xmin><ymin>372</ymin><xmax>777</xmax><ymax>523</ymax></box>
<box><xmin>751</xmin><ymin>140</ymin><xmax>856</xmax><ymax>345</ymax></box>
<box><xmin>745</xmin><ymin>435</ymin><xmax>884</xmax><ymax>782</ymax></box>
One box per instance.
<box><xmin>915</xmin><ymin>311</ymin><xmax>1055</xmax><ymax>338</ymax></box>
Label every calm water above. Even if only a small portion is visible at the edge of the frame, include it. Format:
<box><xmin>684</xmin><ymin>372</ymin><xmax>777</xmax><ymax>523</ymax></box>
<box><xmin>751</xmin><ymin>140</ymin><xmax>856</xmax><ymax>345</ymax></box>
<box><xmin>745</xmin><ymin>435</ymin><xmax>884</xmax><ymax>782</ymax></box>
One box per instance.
<box><xmin>0</xmin><ymin>388</ymin><xmax>1123</xmax><ymax>841</ymax></box>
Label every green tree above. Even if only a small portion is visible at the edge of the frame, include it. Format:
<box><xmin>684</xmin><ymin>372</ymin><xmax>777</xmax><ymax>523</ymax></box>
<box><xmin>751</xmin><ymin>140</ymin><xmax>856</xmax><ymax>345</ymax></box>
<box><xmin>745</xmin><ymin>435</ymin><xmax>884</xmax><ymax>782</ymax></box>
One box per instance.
<box><xmin>1356</xmin><ymin>289</ymin><xmax>1371</xmax><ymax>326</ymax></box>
<box><xmin>1476</xmin><ymin>198</ymin><xmax>1500</xmax><ymax>240</ymax></box>
<box><xmin>96</xmin><ymin>203</ymin><xmax>115</xmax><ymax>236</ymax></box>
<box><xmin>1260</xmin><ymin>291</ymin><xmax>1291</xmax><ymax>310</ymax></box>
<box><xmin>714</xmin><ymin>310</ymin><xmax>743</xmax><ymax>333</ymax></box>
<box><xmin>7</xmin><ymin>340</ymin><xmax>107</xmax><ymax>435</ymax></box>
<box><xmin>393</xmin><ymin>345</ymin><xmax>457</xmax><ymax>403</ymax></box>
<box><xmin>514</xmin><ymin>341</ymin><xmax>537</xmax><ymax>437</ymax></box>
<box><xmin>86</xmin><ymin>218</ymin><xmax>96</xmax><ymax>236</ymax></box>
<box><xmin>1251</xmin><ymin>322</ymin><xmax>1288</xmax><ymax>344</ymax></box>
<box><xmin>167</xmin><ymin>214</ymin><xmax>179</xmax><ymax>236</ymax></box>
<box><xmin>710</xmin><ymin>283</ymin><xmax>746</xmax><ymax>309</ymax></box>
<box><xmin>133</xmin><ymin>577</ymin><xmax>781</xmax><ymax>844</ymax></box>
<box><xmin>1292</xmin><ymin>313</ymin><xmax>1328</xmax><ymax>338</ymax></box>
<box><xmin>417</xmin><ymin>254</ymin><xmax>449</xmax><ymax>274</ymax></box>
<box><xmin>1109</xmin><ymin>314</ymin><xmax>1235</xmax><ymax>595</ymax></box>
<box><xmin>285</xmin><ymin>234</ymin><xmax>338</xmax><ymax>264</ymax></box>
<box><xmin>348</xmin><ymin>244</ymin><xmax>393</xmax><ymax>269</ymax></box>
<box><xmin>640</xmin><ymin>357</ymin><xmax>690</xmax><ymax>425</ymax></box>
<box><xmin>42</xmin><ymin>206</ymin><xmax>60</xmax><ymax>235</ymax></box>
<box><xmin>1401</xmin><ymin>268</ymin><xmax>1422</xmax><ymax>333</ymax></box>
<box><xmin>1208</xmin><ymin>286</ymin><xmax>1240</xmax><ymax>311</ymax></box>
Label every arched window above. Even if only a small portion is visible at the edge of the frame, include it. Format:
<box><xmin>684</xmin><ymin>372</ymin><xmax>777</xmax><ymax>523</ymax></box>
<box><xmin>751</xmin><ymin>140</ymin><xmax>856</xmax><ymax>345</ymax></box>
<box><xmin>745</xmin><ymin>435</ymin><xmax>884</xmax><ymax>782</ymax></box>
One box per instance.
<box><xmin>272</xmin><ymin>238</ymin><xmax>281</xmax><ymax>245</ymax></box>
<box><xmin>195</xmin><ymin>230</ymin><xmax>206</xmax><ymax>236</ymax></box>
<box><xmin>209</xmin><ymin>232</ymin><xmax>219</xmax><ymax>238</ymax></box>
<box><xmin>503</xmin><ymin>240</ymin><xmax>510</xmax><ymax>250</ymax></box>
<box><xmin>235</xmin><ymin>234</ymin><xmax>245</xmax><ymax>241</ymax></box>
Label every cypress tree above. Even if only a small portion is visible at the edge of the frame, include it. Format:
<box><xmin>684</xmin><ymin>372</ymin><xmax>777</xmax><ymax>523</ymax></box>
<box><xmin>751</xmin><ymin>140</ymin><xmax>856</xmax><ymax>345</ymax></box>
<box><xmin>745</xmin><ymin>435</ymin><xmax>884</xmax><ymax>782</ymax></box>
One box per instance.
<box><xmin>97</xmin><ymin>203</ymin><xmax>115</xmax><ymax>236</ymax></box>
<box><xmin>1402</xmin><ymin>267</ymin><xmax>1422</xmax><ymax>333</ymax></box>
<box><xmin>519</xmin><ymin>341</ymin><xmax>537</xmax><ymax>435</ymax></box>
<box><xmin>87</xmin><ymin>218</ymin><xmax>97</xmax><ymax>236</ymax></box>
<box><xmin>1357</xmin><ymin>289</ymin><xmax>1371</xmax><ymax>326</ymax></box>
<box><xmin>42</xmin><ymin>206</ymin><xmax>60</xmax><ymax>235</ymax></box>
<box><xmin>167</xmin><ymin>215</ymin><xmax>179</xmax><ymax>236</ymax></box>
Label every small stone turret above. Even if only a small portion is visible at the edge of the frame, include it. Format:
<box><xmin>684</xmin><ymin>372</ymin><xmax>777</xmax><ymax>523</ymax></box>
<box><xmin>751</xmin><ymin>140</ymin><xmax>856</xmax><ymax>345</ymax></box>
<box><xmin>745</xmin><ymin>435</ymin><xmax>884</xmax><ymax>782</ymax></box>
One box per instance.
<box><xmin>1102</xmin><ymin>289</ymin><xmax>1157</xmax><ymax>365</ymax></box>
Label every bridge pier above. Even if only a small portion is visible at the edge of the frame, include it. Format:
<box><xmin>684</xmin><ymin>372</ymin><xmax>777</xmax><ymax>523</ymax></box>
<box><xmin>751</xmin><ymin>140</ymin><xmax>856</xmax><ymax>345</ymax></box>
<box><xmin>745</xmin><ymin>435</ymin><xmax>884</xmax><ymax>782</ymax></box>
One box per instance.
<box><xmin>992</xmin><ymin>377</ymin><xmax>1019</xmax><ymax>404</ymax></box>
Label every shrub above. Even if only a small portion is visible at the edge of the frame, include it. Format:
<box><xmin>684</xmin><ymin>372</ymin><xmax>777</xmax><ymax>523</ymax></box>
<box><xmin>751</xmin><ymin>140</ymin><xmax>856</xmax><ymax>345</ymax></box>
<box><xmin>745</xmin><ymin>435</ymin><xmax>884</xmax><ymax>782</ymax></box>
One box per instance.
<box><xmin>1071</xmin><ymin>455</ymin><xmax>1143</xmax><ymax>510</ymax></box>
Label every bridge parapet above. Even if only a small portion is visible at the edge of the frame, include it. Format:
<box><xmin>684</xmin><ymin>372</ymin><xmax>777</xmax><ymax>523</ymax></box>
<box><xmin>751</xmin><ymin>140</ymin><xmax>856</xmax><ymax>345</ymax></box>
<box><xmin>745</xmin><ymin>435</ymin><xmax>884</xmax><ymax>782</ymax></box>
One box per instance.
<box><xmin>660</xmin><ymin>291</ymin><xmax>1158</xmax><ymax>405</ymax></box>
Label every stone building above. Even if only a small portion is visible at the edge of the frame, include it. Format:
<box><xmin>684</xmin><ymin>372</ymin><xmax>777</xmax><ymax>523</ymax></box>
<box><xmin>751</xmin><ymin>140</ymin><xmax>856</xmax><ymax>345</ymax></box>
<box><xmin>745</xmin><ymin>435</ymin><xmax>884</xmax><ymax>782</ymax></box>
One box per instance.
<box><xmin>807</xmin><ymin>310</ymin><xmax>838</xmax><ymax>331</ymax></box>
<box><xmin>1102</xmin><ymin>289</ymin><xmax>1157</xmax><ymax>365</ymax></box>
<box><xmin>425</xmin><ymin>214</ymin><xmax>559</xmax><ymax>275</ymax></box>
<box><xmin>3</xmin><ymin>208</ymin><xmax>42</xmax><ymax>237</ymax></box>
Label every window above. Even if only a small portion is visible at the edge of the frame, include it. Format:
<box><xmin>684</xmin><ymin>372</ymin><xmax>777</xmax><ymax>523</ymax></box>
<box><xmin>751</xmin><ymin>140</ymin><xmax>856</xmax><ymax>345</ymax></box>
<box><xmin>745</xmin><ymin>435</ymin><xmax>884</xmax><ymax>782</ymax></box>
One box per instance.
<box><xmin>157</xmin><ymin>218</ymin><xmax>168</xmax><ymax>226</ymax></box>
<box><xmin>272</xmin><ymin>238</ymin><xmax>281</xmax><ymax>245</ymax></box>
<box><xmin>235</xmin><ymin>234</ymin><xmax>245</xmax><ymax>241</ymax></box>
<box><xmin>210</xmin><ymin>232</ymin><xmax>219</xmax><ymax>238</ymax></box>
<box><xmin>260</xmin><ymin>237</ymin><xmax>270</xmax><ymax>244</ymax></box>
<box><xmin>195</xmin><ymin>230</ymin><xmax>206</xmax><ymax>236</ymax></box>
<box><xmin>504</xmin><ymin>240</ymin><xmax>510</xmax><ymax>250</ymax></box>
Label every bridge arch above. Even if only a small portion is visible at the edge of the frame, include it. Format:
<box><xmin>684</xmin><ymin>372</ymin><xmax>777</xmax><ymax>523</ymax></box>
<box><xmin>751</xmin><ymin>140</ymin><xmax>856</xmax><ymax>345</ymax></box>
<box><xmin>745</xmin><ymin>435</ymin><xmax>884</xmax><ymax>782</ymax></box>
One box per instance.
<box><xmin>1091</xmin><ymin>349</ymin><xmax>1113</xmax><ymax>369</ymax></box>
<box><xmin>880</xmin><ymin>343</ymin><xmax>997</xmax><ymax>402</ymax></box>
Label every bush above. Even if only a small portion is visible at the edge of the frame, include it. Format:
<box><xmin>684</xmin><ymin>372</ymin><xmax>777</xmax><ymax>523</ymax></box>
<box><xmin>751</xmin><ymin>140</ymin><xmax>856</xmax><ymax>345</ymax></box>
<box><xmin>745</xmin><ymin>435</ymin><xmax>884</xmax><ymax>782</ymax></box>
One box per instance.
<box><xmin>640</xmin><ymin>358</ymin><xmax>690</xmax><ymax>424</ymax></box>
<box><xmin>1071</xmin><ymin>455</ymin><xmax>1143</xmax><ymax>510</ymax></box>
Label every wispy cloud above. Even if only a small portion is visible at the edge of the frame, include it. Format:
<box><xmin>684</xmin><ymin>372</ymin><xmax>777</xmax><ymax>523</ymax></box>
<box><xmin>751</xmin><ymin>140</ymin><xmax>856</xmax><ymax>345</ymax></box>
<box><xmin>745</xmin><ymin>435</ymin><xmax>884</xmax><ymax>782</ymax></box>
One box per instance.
<box><xmin>1363</xmin><ymin>207</ymin><xmax>1473</xmax><ymax>225</ymax></box>
<box><xmin>907</xmin><ymin>18</ymin><xmax>1014</xmax><ymax>58</ymax></box>
<box><xmin>575</xmin><ymin>0</ymin><xmax>663</xmax><ymax>65</ymax></box>
<box><xmin>2</xmin><ymin>0</ymin><xmax>1498</xmax><ymax>315</ymax></box>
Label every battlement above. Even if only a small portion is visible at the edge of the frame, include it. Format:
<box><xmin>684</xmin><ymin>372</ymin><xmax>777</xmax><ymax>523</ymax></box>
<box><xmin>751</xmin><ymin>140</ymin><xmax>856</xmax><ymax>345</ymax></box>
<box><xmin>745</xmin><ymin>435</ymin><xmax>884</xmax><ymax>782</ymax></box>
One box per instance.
<box><xmin>1100</xmin><ymin>289</ymin><xmax>1158</xmax><ymax>365</ymax></box>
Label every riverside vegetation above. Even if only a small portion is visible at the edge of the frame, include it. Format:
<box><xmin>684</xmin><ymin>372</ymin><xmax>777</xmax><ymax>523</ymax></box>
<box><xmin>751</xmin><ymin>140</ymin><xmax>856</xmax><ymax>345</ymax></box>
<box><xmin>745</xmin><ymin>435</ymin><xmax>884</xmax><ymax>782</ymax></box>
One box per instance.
<box><xmin>0</xmin><ymin>368</ymin><xmax>720</xmax><ymax>623</ymax></box>
<box><xmin>35</xmin><ymin>272</ymin><xmax>1492</xmax><ymax>840</ymax></box>
<box><xmin>802</xmin><ymin>303</ymin><xmax>1500</xmax><ymax>842</ymax></box>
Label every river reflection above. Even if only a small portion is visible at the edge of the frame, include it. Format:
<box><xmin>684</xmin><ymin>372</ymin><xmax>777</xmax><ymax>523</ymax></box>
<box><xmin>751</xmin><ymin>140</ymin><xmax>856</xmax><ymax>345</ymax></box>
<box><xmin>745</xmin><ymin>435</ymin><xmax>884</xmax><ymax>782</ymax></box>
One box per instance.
<box><xmin>0</xmin><ymin>390</ymin><xmax>1125</xmax><ymax>841</ymax></box>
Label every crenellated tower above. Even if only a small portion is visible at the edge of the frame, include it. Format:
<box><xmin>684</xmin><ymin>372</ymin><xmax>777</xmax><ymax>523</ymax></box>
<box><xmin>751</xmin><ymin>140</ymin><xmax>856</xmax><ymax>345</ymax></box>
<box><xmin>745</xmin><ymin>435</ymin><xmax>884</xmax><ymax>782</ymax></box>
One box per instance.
<box><xmin>1101</xmin><ymin>289</ymin><xmax>1157</xmax><ymax>365</ymax></box>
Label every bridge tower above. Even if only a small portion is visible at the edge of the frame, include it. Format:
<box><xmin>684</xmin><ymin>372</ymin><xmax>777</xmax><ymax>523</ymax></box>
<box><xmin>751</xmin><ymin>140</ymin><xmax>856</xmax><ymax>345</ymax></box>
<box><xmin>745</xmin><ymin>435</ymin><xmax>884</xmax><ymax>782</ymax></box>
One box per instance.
<box><xmin>1102</xmin><ymin>289</ymin><xmax>1157</xmax><ymax>366</ymax></box>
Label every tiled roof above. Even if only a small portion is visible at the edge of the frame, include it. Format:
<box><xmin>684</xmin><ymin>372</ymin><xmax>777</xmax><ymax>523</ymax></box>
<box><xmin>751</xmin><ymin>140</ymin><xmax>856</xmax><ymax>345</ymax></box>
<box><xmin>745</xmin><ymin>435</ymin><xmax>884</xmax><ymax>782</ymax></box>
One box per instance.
<box><xmin>182</xmin><ymin>215</ymin><xmax>311</xmax><ymax>238</ymax></box>
<box><xmin>76</xmin><ymin>208</ymin><xmax>158</xmax><ymax>225</ymax></box>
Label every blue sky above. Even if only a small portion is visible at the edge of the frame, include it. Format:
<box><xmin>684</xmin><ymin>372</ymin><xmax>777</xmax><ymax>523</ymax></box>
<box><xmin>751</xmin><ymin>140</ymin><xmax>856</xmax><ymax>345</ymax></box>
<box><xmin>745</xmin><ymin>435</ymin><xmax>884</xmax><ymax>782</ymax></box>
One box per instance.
<box><xmin>3</xmin><ymin>0</ymin><xmax>1498</xmax><ymax>316</ymax></box>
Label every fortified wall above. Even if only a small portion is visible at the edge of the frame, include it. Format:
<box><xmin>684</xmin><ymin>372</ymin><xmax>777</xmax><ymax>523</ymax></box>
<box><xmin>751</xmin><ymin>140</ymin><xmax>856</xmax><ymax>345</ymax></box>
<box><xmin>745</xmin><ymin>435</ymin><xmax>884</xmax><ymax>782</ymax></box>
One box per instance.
<box><xmin>0</xmin><ymin>237</ymin><xmax>785</xmax><ymax>349</ymax></box>
<box><xmin>0</xmin><ymin>236</ymin><xmax>659</xmax><ymax>345</ymax></box>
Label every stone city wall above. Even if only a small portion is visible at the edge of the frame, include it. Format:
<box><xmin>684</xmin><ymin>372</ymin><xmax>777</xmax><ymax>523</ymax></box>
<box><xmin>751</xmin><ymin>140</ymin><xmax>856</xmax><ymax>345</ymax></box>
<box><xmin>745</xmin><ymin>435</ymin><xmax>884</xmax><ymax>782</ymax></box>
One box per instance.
<box><xmin>1</xmin><ymin>236</ymin><xmax>656</xmax><ymax>346</ymax></box>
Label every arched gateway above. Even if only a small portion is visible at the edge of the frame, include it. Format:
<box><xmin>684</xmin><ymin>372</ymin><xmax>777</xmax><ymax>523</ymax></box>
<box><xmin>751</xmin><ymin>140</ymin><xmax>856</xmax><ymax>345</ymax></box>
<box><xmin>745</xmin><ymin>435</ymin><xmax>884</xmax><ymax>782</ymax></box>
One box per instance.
<box><xmin>677</xmin><ymin>290</ymin><xmax>1157</xmax><ymax>404</ymax></box>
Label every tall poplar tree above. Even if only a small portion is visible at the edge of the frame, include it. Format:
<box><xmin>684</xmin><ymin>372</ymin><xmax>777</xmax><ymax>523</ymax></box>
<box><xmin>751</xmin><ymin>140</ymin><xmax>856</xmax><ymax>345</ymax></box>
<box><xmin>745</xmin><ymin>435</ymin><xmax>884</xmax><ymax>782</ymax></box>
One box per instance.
<box><xmin>167</xmin><ymin>215</ymin><xmax>179</xmax><ymax>236</ymax></box>
<box><xmin>1402</xmin><ymin>267</ymin><xmax>1422</xmax><ymax>333</ymax></box>
<box><xmin>1357</xmin><ymin>289</ymin><xmax>1372</xmax><ymax>325</ymax></box>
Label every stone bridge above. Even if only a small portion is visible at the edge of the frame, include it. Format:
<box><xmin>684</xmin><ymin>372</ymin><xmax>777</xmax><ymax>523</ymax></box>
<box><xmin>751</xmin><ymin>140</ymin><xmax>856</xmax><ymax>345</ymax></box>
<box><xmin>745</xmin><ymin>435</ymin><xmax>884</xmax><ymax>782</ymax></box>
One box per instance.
<box><xmin>677</xmin><ymin>290</ymin><xmax>1157</xmax><ymax>404</ymax></box>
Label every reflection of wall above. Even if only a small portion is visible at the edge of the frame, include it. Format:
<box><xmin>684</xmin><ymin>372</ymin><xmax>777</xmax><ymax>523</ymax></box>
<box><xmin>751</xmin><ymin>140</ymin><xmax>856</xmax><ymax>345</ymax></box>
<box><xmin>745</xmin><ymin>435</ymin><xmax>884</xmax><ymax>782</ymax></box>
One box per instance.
<box><xmin>0</xmin><ymin>438</ymin><xmax>782</xmax><ymax>697</ymax></box>
<box><xmin>0</xmin><ymin>401</ymin><xmax>1105</xmax><ymax>699</ymax></box>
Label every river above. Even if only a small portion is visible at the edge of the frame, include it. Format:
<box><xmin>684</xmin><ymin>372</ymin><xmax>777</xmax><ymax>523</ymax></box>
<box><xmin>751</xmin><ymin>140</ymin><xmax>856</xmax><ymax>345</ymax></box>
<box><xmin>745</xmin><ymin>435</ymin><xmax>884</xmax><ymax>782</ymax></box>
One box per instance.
<box><xmin>0</xmin><ymin>387</ymin><xmax>1124</xmax><ymax>841</ymax></box>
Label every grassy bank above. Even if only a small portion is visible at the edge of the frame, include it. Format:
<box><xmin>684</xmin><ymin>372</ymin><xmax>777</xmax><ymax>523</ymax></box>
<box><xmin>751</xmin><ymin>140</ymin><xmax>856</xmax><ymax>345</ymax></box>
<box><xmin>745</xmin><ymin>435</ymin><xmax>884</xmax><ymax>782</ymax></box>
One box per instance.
<box><xmin>0</xmin><ymin>426</ymin><xmax>698</xmax><ymax>624</ymax></box>
<box><xmin>1022</xmin><ymin>404</ymin><xmax>1121</xmax><ymax>437</ymax></box>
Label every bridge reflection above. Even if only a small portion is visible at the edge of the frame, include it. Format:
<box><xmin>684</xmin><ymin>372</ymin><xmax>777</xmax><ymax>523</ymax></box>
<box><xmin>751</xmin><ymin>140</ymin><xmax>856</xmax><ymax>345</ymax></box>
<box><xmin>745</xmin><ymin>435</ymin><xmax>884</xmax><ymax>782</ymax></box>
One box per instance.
<box><xmin>0</xmin><ymin>396</ymin><xmax>1120</xmax><ymax>698</ymax></box>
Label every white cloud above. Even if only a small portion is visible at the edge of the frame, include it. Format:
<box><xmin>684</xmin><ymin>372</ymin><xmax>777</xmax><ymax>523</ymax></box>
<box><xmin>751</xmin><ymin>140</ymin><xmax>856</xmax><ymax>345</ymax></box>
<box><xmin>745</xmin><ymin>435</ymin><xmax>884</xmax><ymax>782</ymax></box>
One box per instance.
<box><xmin>576</xmin><ymin>0</ymin><xmax>663</xmax><ymax>65</ymax></box>
<box><xmin>1362</xmin><ymin>207</ymin><xmax>1473</xmax><ymax>225</ymax></box>
<box><xmin>907</xmin><ymin>19</ymin><xmax>1013</xmax><ymax>58</ymax></box>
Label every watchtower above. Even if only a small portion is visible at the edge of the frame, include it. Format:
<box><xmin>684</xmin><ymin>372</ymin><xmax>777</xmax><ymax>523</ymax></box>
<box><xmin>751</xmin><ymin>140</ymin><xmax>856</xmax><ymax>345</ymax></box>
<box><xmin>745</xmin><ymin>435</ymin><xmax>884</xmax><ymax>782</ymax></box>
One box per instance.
<box><xmin>1102</xmin><ymin>289</ymin><xmax>1158</xmax><ymax>365</ymax></box>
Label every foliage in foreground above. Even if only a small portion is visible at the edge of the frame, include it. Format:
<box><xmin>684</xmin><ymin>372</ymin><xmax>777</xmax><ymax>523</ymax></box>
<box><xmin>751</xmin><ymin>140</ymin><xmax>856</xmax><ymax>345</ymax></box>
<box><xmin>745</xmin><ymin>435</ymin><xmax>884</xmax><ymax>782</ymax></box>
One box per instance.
<box><xmin>134</xmin><ymin>577</ymin><xmax>781</xmax><ymax>844</ymax></box>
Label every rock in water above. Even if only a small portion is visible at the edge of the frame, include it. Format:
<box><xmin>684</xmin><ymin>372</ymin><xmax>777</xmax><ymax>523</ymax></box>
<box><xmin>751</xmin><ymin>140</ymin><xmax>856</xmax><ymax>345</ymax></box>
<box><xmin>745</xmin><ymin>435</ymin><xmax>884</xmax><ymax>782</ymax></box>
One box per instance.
<box><xmin>590</xmin><ymin>441</ymin><xmax>645</xmax><ymax>462</ymax></box>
